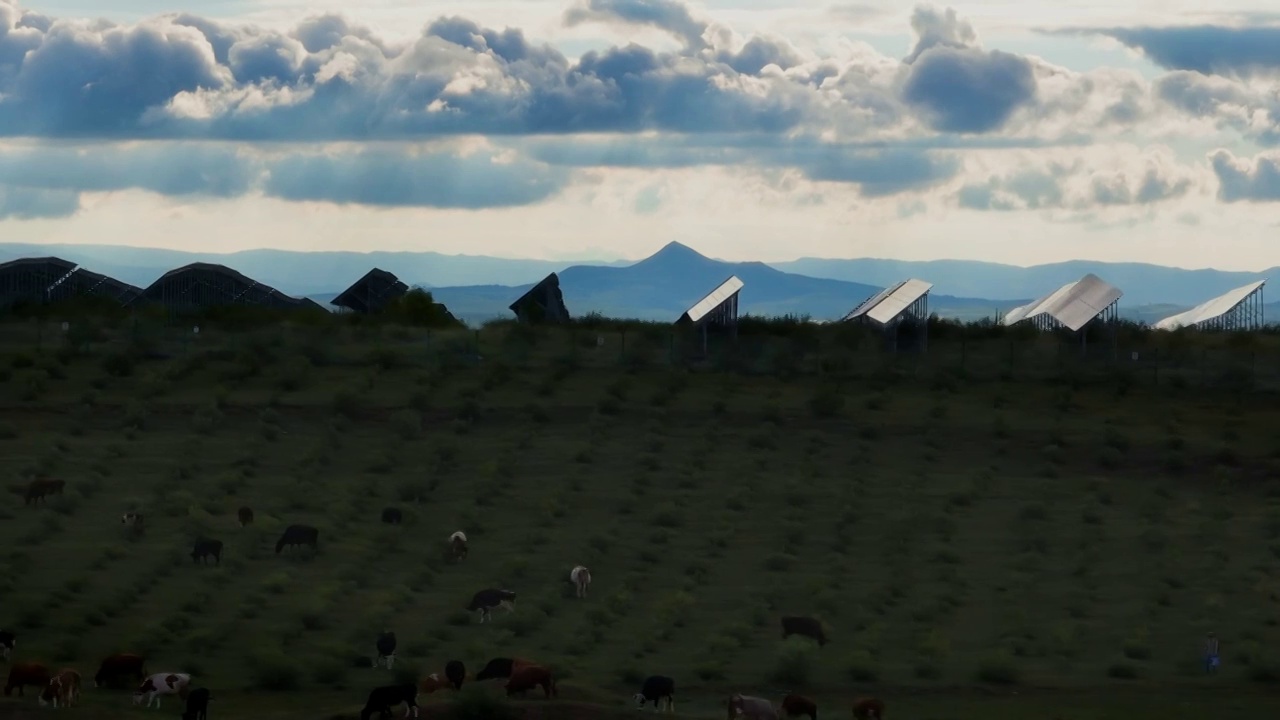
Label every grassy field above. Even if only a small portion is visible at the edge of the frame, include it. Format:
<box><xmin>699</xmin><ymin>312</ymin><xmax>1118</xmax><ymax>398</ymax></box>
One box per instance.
<box><xmin>1</xmin><ymin>316</ymin><xmax>1279</xmax><ymax>719</ymax></box>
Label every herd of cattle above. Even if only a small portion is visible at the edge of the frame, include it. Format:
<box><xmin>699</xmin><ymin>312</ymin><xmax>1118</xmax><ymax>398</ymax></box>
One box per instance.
<box><xmin>7</xmin><ymin>486</ymin><xmax>887</xmax><ymax>719</ymax></box>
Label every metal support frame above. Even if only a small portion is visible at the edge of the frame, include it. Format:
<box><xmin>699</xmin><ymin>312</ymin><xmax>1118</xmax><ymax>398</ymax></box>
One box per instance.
<box><xmin>696</xmin><ymin>291</ymin><xmax>740</xmax><ymax>356</ymax></box>
<box><xmin>132</xmin><ymin>267</ymin><xmax>299</xmax><ymax>312</ymax></box>
<box><xmin>0</xmin><ymin>259</ymin><xmax>78</xmax><ymax>308</ymax></box>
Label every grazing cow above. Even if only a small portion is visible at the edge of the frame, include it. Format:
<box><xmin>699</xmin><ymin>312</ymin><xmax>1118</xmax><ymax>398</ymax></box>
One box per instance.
<box><xmin>851</xmin><ymin>698</ymin><xmax>885</xmax><ymax>720</ymax></box>
<box><xmin>504</xmin><ymin>665</ymin><xmax>556</xmax><ymax>699</ymax></box>
<box><xmin>381</xmin><ymin>507</ymin><xmax>402</xmax><ymax>525</ymax></box>
<box><xmin>181</xmin><ymin>687</ymin><xmax>211</xmax><ymax>720</ymax></box>
<box><xmin>133</xmin><ymin>672</ymin><xmax>191</xmax><ymax>708</ymax></box>
<box><xmin>375</xmin><ymin>631</ymin><xmax>397</xmax><ymax>670</ymax></box>
<box><xmin>39</xmin><ymin>668</ymin><xmax>81</xmax><ymax>708</ymax></box>
<box><xmin>780</xmin><ymin>694</ymin><xmax>817</xmax><ymax>720</ymax></box>
<box><xmin>190</xmin><ymin>539</ymin><xmax>223</xmax><ymax>565</ymax></box>
<box><xmin>4</xmin><ymin>662</ymin><xmax>50</xmax><ymax>696</ymax></box>
<box><xmin>728</xmin><ymin>694</ymin><xmax>779</xmax><ymax>720</ymax></box>
<box><xmin>24</xmin><ymin>478</ymin><xmax>64</xmax><ymax>505</ymax></box>
<box><xmin>360</xmin><ymin>683</ymin><xmax>419</xmax><ymax>720</ymax></box>
<box><xmin>122</xmin><ymin>512</ymin><xmax>145</xmax><ymax>537</ymax></box>
<box><xmin>0</xmin><ymin>630</ymin><xmax>14</xmax><ymax>661</ymax></box>
<box><xmin>275</xmin><ymin>524</ymin><xmax>319</xmax><ymax>554</ymax></box>
<box><xmin>633</xmin><ymin>675</ymin><xmax>675</xmax><ymax>712</ymax></box>
<box><xmin>466</xmin><ymin>588</ymin><xmax>516</xmax><ymax>623</ymax></box>
<box><xmin>780</xmin><ymin>616</ymin><xmax>828</xmax><ymax>647</ymax></box>
<box><xmin>417</xmin><ymin>673</ymin><xmax>451</xmax><ymax>695</ymax></box>
<box><xmin>93</xmin><ymin>653</ymin><xmax>147</xmax><ymax>688</ymax></box>
<box><xmin>474</xmin><ymin>657</ymin><xmax>536</xmax><ymax>682</ymax></box>
<box><xmin>238</xmin><ymin>506</ymin><xmax>254</xmax><ymax>527</ymax></box>
<box><xmin>444</xmin><ymin>660</ymin><xmax>465</xmax><ymax>690</ymax></box>
<box><xmin>448</xmin><ymin>531</ymin><xmax>467</xmax><ymax>561</ymax></box>
<box><xmin>570</xmin><ymin>565</ymin><xmax>592</xmax><ymax>598</ymax></box>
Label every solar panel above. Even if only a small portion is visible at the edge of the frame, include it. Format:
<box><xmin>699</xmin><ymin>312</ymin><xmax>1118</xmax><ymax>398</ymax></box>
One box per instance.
<box><xmin>1153</xmin><ymin>280</ymin><xmax>1266</xmax><ymax>330</ymax></box>
<box><xmin>1000</xmin><ymin>274</ymin><xmax>1122</xmax><ymax>332</ymax></box>
<box><xmin>843</xmin><ymin>279</ymin><xmax>932</xmax><ymax>325</ymax></box>
<box><xmin>681</xmin><ymin>275</ymin><xmax>743</xmax><ymax>324</ymax></box>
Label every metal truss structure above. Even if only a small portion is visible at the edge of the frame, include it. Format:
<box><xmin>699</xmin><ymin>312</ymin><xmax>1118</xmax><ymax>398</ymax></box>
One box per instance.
<box><xmin>1154</xmin><ymin>281</ymin><xmax>1265</xmax><ymax>331</ymax></box>
<box><xmin>128</xmin><ymin>262</ymin><xmax>311</xmax><ymax>312</ymax></box>
<box><xmin>0</xmin><ymin>256</ymin><xmax>142</xmax><ymax>309</ymax></box>
<box><xmin>509</xmin><ymin>272</ymin><xmax>571</xmax><ymax>323</ymax></box>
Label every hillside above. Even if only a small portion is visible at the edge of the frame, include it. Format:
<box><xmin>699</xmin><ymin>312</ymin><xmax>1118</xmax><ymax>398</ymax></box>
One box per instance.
<box><xmin>0</xmin><ymin>316</ymin><xmax>1277</xmax><ymax>719</ymax></box>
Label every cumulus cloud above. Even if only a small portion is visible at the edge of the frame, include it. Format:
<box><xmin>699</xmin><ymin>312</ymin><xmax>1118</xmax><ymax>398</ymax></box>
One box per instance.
<box><xmin>955</xmin><ymin>148</ymin><xmax>1199</xmax><ymax>211</ymax></box>
<box><xmin>1066</xmin><ymin>25</ymin><xmax>1280</xmax><ymax>78</ymax></box>
<box><xmin>1210</xmin><ymin>150</ymin><xmax>1280</xmax><ymax>201</ymax></box>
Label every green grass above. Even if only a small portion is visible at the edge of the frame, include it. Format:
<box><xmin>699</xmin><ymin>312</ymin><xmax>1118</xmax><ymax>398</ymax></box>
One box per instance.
<box><xmin>1</xmin><ymin>317</ymin><xmax>1279</xmax><ymax>719</ymax></box>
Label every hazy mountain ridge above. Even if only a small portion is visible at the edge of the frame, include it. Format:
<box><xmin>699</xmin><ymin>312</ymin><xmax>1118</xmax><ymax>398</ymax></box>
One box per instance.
<box><xmin>1</xmin><ymin>241</ymin><xmax>1272</xmax><ymax>326</ymax></box>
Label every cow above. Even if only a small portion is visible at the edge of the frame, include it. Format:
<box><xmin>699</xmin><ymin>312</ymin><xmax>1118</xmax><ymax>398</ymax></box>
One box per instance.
<box><xmin>181</xmin><ymin>687</ymin><xmax>211</xmax><ymax>720</ymax></box>
<box><xmin>360</xmin><ymin>683</ymin><xmax>419</xmax><ymax>720</ymax></box>
<box><xmin>122</xmin><ymin>512</ymin><xmax>145</xmax><ymax>537</ymax></box>
<box><xmin>133</xmin><ymin>672</ymin><xmax>191</xmax><ymax>708</ymax></box>
<box><xmin>24</xmin><ymin>478</ymin><xmax>64</xmax><ymax>505</ymax></box>
<box><xmin>238</xmin><ymin>506</ymin><xmax>254</xmax><ymax>527</ymax></box>
<box><xmin>190</xmin><ymin>539</ymin><xmax>223</xmax><ymax>565</ymax></box>
<box><xmin>448</xmin><ymin>531</ymin><xmax>467</xmax><ymax>561</ymax></box>
<box><xmin>375</xmin><ymin>631</ymin><xmax>397</xmax><ymax>670</ymax></box>
<box><xmin>444</xmin><ymin>660</ymin><xmax>465</xmax><ymax>690</ymax></box>
<box><xmin>381</xmin><ymin>507</ymin><xmax>402</xmax><ymax>525</ymax></box>
<box><xmin>780</xmin><ymin>616</ymin><xmax>828</xmax><ymax>647</ymax></box>
<box><xmin>38</xmin><ymin>668</ymin><xmax>81</xmax><ymax>708</ymax></box>
<box><xmin>93</xmin><ymin>653</ymin><xmax>147</xmax><ymax>688</ymax></box>
<box><xmin>275</xmin><ymin>524</ymin><xmax>319</xmax><ymax>554</ymax></box>
<box><xmin>780</xmin><ymin>694</ymin><xmax>817</xmax><ymax>720</ymax></box>
<box><xmin>570</xmin><ymin>565</ymin><xmax>592</xmax><ymax>598</ymax></box>
<box><xmin>851</xmin><ymin>697</ymin><xmax>885</xmax><ymax>720</ymax></box>
<box><xmin>466</xmin><ymin>588</ymin><xmax>516</xmax><ymax>623</ymax></box>
<box><xmin>0</xmin><ymin>630</ymin><xmax>14</xmax><ymax>661</ymax></box>
<box><xmin>4</xmin><ymin>662</ymin><xmax>50</xmax><ymax>696</ymax></box>
<box><xmin>504</xmin><ymin>665</ymin><xmax>556</xmax><ymax>699</ymax></box>
<box><xmin>417</xmin><ymin>674</ymin><xmax>451</xmax><ymax>695</ymax></box>
<box><xmin>633</xmin><ymin>675</ymin><xmax>675</xmax><ymax>712</ymax></box>
<box><xmin>474</xmin><ymin>657</ymin><xmax>536</xmax><ymax>682</ymax></box>
<box><xmin>728</xmin><ymin>694</ymin><xmax>778</xmax><ymax>720</ymax></box>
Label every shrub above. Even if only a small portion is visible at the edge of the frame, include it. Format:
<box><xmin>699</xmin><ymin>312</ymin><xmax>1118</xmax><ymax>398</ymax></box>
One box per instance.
<box><xmin>975</xmin><ymin>656</ymin><xmax>1020</xmax><ymax>685</ymax></box>
<box><xmin>845</xmin><ymin>651</ymin><xmax>878</xmax><ymax>682</ymax></box>
<box><xmin>771</xmin><ymin>637</ymin><xmax>817</xmax><ymax>686</ymax></box>
<box><xmin>450</xmin><ymin>684</ymin><xmax>516</xmax><ymax>720</ymax></box>
<box><xmin>248</xmin><ymin>652</ymin><xmax>301</xmax><ymax>691</ymax></box>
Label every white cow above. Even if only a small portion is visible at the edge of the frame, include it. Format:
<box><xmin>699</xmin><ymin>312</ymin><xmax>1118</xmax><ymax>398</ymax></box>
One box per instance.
<box><xmin>132</xmin><ymin>672</ymin><xmax>190</xmax><ymax>709</ymax></box>
<box><xmin>728</xmin><ymin>694</ymin><xmax>778</xmax><ymax>720</ymax></box>
<box><xmin>570</xmin><ymin>565</ymin><xmax>591</xmax><ymax>598</ymax></box>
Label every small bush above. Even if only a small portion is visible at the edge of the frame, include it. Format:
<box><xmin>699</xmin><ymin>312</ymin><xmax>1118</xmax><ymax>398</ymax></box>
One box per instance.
<box><xmin>771</xmin><ymin>637</ymin><xmax>817</xmax><ymax>686</ymax></box>
<box><xmin>975</xmin><ymin>656</ymin><xmax>1020</xmax><ymax>685</ymax></box>
<box><xmin>248</xmin><ymin>652</ymin><xmax>301</xmax><ymax>691</ymax></box>
<box><xmin>451</xmin><ymin>685</ymin><xmax>516</xmax><ymax>720</ymax></box>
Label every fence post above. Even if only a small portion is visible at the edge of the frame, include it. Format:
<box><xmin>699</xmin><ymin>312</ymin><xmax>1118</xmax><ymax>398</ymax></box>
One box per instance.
<box><xmin>1152</xmin><ymin>347</ymin><xmax>1158</xmax><ymax>386</ymax></box>
<box><xmin>620</xmin><ymin>330</ymin><xmax>627</xmax><ymax>360</ymax></box>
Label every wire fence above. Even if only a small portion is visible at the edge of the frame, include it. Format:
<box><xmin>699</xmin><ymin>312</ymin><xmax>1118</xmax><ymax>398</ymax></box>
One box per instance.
<box><xmin>1</xmin><ymin>316</ymin><xmax>1275</xmax><ymax>393</ymax></box>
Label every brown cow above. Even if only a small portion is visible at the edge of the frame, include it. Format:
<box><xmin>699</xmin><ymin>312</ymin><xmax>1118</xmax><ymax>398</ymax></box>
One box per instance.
<box><xmin>418</xmin><ymin>673</ymin><xmax>452</xmax><ymax>695</ymax></box>
<box><xmin>504</xmin><ymin>665</ymin><xmax>556</xmax><ymax>699</ymax></box>
<box><xmin>851</xmin><ymin>697</ymin><xmax>885</xmax><ymax>720</ymax></box>
<box><xmin>39</xmin><ymin>668</ymin><xmax>81</xmax><ymax>708</ymax></box>
<box><xmin>474</xmin><ymin>657</ymin><xmax>537</xmax><ymax>681</ymax></box>
<box><xmin>4</xmin><ymin>662</ymin><xmax>51</xmax><ymax>696</ymax></box>
<box><xmin>93</xmin><ymin>653</ymin><xmax>147</xmax><ymax>688</ymax></box>
<box><xmin>24</xmin><ymin>478</ymin><xmax>64</xmax><ymax>505</ymax></box>
<box><xmin>781</xmin><ymin>694</ymin><xmax>817</xmax><ymax>720</ymax></box>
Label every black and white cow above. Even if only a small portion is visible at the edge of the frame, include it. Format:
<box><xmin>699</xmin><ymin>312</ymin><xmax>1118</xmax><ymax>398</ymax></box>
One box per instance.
<box><xmin>375</xmin><ymin>632</ymin><xmax>397</xmax><ymax>670</ymax></box>
<box><xmin>360</xmin><ymin>683</ymin><xmax>418</xmax><ymax>720</ymax></box>
<box><xmin>634</xmin><ymin>675</ymin><xmax>675</xmax><ymax>712</ymax></box>
<box><xmin>466</xmin><ymin>589</ymin><xmax>516</xmax><ymax>623</ymax></box>
<box><xmin>133</xmin><ymin>672</ymin><xmax>191</xmax><ymax>709</ymax></box>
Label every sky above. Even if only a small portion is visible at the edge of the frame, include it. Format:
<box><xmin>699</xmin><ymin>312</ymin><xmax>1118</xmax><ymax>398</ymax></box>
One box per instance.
<box><xmin>3</xmin><ymin>0</ymin><xmax>1280</xmax><ymax>269</ymax></box>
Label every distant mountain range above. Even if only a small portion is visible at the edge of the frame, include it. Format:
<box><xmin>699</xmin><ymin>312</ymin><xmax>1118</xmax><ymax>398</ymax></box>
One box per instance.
<box><xmin>0</xmin><ymin>241</ymin><xmax>1272</xmax><ymax>326</ymax></box>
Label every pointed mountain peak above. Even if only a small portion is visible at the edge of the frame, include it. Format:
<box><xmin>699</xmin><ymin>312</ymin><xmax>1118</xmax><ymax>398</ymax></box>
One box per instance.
<box><xmin>639</xmin><ymin>241</ymin><xmax>711</xmax><ymax>267</ymax></box>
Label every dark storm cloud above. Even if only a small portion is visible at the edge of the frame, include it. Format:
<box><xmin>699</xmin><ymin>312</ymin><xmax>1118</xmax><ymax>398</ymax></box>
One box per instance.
<box><xmin>1058</xmin><ymin>25</ymin><xmax>1280</xmax><ymax>78</ymax></box>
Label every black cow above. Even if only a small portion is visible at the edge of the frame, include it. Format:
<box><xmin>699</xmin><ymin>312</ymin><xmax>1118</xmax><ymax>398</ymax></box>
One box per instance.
<box><xmin>375</xmin><ymin>632</ymin><xmax>396</xmax><ymax>670</ymax></box>
<box><xmin>634</xmin><ymin>675</ymin><xmax>675</xmax><ymax>712</ymax></box>
<box><xmin>475</xmin><ymin>658</ymin><xmax>518</xmax><ymax>681</ymax></box>
<box><xmin>360</xmin><ymin>684</ymin><xmax>418</xmax><ymax>720</ymax></box>
<box><xmin>466</xmin><ymin>589</ymin><xmax>516</xmax><ymax>623</ymax></box>
<box><xmin>444</xmin><ymin>660</ymin><xmax>465</xmax><ymax>690</ymax></box>
<box><xmin>0</xmin><ymin>630</ymin><xmax>14</xmax><ymax>661</ymax></box>
<box><xmin>190</xmin><ymin>539</ymin><xmax>223</xmax><ymax>565</ymax></box>
<box><xmin>237</xmin><ymin>506</ymin><xmax>254</xmax><ymax>527</ymax></box>
<box><xmin>181</xmin><ymin>687</ymin><xmax>210</xmax><ymax>720</ymax></box>
<box><xmin>275</xmin><ymin>525</ymin><xmax>319</xmax><ymax>554</ymax></box>
<box><xmin>780</xmin><ymin>616</ymin><xmax>827</xmax><ymax>646</ymax></box>
<box><xmin>93</xmin><ymin>653</ymin><xmax>147</xmax><ymax>688</ymax></box>
<box><xmin>380</xmin><ymin>507</ymin><xmax>402</xmax><ymax>525</ymax></box>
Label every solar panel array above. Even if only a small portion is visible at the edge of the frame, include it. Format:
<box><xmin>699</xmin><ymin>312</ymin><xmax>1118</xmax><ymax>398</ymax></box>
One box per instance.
<box><xmin>1153</xmin><ymin>281</ymin><xmax>1266</xmax><ymax>330</ymax></box>
<box><xmin>679</xmin><ymin>275</ymin><xmax>744</xmax><ymax>325</ymax></box>
<box><xmin>842</xmin><ymin>278</ymin><xmax>933</xmax><ymax>326</ymax></box>
<box><xmin>1001</xmin><ymin>273</ymin><xmax>1123</xmax><ymax>332</ymax></box>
